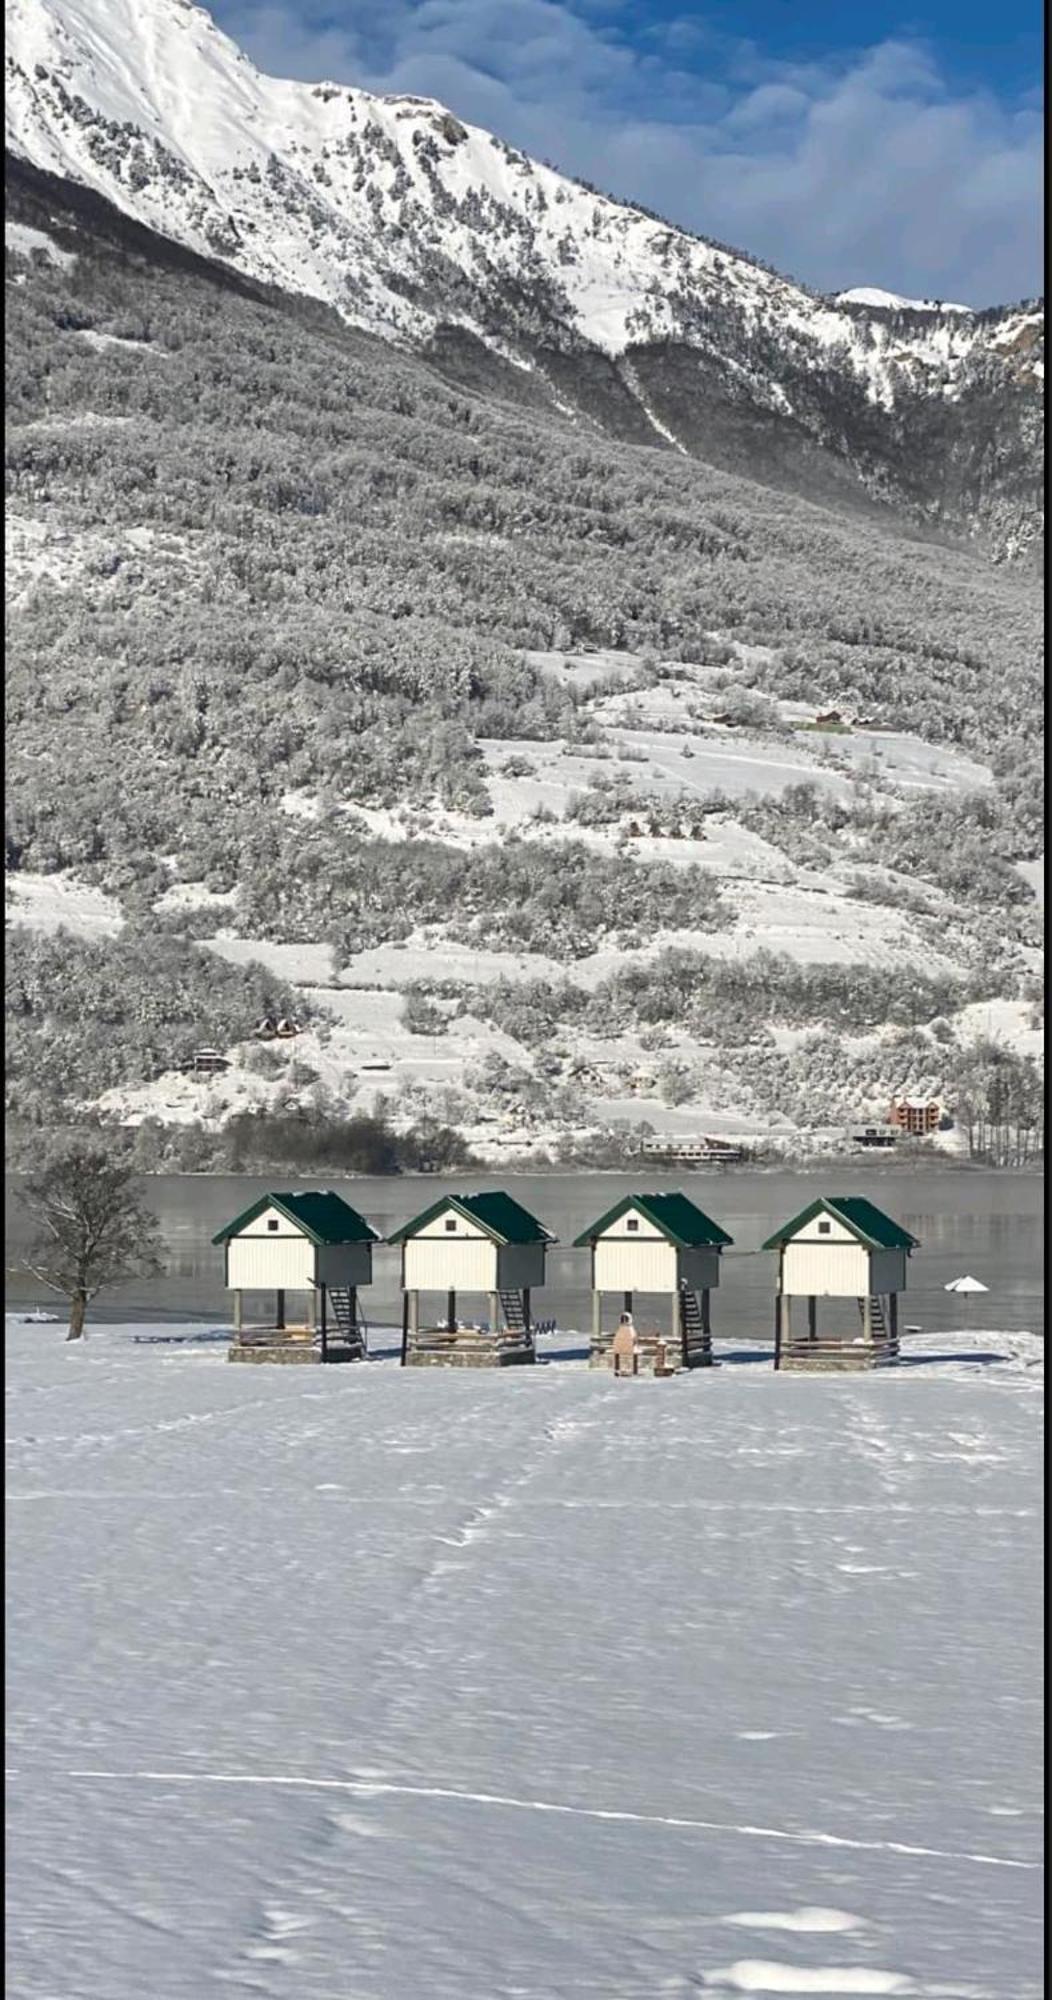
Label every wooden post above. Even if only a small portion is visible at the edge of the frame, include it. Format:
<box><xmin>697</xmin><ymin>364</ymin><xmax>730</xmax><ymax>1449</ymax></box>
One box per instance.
<box><xmin>592</xmin><ymin>1291</ymin><xmax>601</xmax><ymax>1349</ymax></box>
<box><xmin>774</xmin><ymin>1295</ymin><xmax>782</xmax><ymax>1369</ymax></box>
<box><xmin>807</xmin><ymin>1295</ymin><xmax>817</xmax><ymax>1343</ymax></box>
<box><xmin>349</xmin><ymin>1287</ymin><xmax>358</xmax><ymax>1340</ymax></box>
<box><xmin>276</xmin><ymin>1288</ymin><xmax>285</xmax><ymax>1331</ymax></box>
<box><xmin>672</xmin><ymin>1285</ymin><xmax>685</xmax><ymax>1367</ymax></box>
<box><xmin>862</xmin><ymin>1292</ymin><xmax>872</xmax><ymax>1345</ymax></box>
<box><xmin>320</xmin><ymin>1285</ymin><xmax>328</xmax><ymax>1362</ymax></box>
<box><xmin>702</xmin><ymin>1287</ymin><xmax>712</xmax><ymax>1357</ymax></box>
<box><xmin>400</xmin><ymin>1293</ymin><xmax>410</xmax><ymax>1367</ymax></box>
<box><xmin>447</xmin><ymin>1288</ymin><xmax>457</xmax><ymax>1333</ymax></box>
<box><xmin>233</xmin><ymin>1289</ymin><xmax>242</xmax><ymax>1333</ymax></box>
<box><xmin>523</xmin><ymin>1288</ymin><xmax>532</xmax><ymax>1345</ymax></box>
<box><xmin>889</xmin><ymin>1292</ymin><xmax>898</xmax><ymax>1353</ymax></box>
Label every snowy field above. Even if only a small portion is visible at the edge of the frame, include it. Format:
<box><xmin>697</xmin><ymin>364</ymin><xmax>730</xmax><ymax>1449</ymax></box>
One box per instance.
<box><xmin>6</xmin><ymin>1322</ymin><xmax>1042</xmax><ymax>2000</ymax></box>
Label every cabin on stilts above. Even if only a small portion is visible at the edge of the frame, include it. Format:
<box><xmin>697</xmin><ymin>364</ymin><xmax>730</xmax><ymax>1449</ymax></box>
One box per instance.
<box><xmin>763</xmin><ymin>1195</ymin><xmax>918</xmax><ymax>1371</ymax></box>
<box><xmin>574</xmin><ymin>1191</ymin><xmax>733</xmax><ymax>1374</ymax></box>
<box><xmin>214</xmin><ymin>1191</ymin><xmax>378</xmax><ymax>1364</ymax></box>
<box><xmin>389</xmin><ymin>1191</ymin><xmax>553</xmax><ymax>1367</ymax></box>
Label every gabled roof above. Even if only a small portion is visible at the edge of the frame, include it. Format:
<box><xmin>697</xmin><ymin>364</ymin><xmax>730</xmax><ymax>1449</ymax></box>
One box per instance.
<box><xmin>212</xmin><ymin>1191</ymin><xmax>379</xmax><ymax>1247</ymax></box>
<box><xmin>387</xmin><ymin>1190</ymin><xmax>554</xmax><ymax>1245</ymax></box>
<box><xmin>762</xmin><ymin>1196</ymin><xmax>918</xmax><ymax>1252</ymax></box>
<box><xmin>573</xmin><ymin>1192</ymin><xmax>733</xmax><ymax>1249</ymax></box>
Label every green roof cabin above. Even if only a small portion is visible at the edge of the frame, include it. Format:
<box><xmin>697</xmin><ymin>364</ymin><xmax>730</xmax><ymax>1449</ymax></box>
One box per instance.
<box><xmin>762</xmin><ymin>1195</ymin><xmax>919</xmax><ymax>1371</ymax></box>
<box><xmin>573</xmin><ymin>1192</ymin><xmax>733</xmax><ymax>1374</ymax></box>
<box><xmin>213</xmin><ymin>1191</ymin><xmax>379</xmax><ymax>1364</ymax></box>
<box><xmin>388</xmin><ymin>1191</ymin><xmax>553</xmax><ymax>1366</ymax></box>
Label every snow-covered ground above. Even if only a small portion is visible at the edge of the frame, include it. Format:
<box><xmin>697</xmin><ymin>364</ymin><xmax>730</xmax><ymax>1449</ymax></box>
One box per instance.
<box><xmin>5</xmin><ymin>1321</ymin><xmax>1042</xmax><ymax>1999</ymax></box>
<box><xmin>6</xmin><ymin>510</ymin><xmax>204</xmax><ymax>607</ymax></box>
<box><xmin>5</xmin><ymin>869</ymin><xmax>124</xmax><ymax>939</ymax></box>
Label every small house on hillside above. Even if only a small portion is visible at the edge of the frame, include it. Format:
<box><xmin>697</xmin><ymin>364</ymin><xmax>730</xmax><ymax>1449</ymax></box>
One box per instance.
<box><xmin>574</xmin><ymin>1191</ymin><xmax>733</xmax><ymax>1374</ymax></box>
<box><xmin>389</xmin><ymin>1191</ymin><xmax>553</xmax><ymax>1367</ymax></box>
<box><xmin>762</xmin><ymin>1195</ymin><xmax>918</xmax><ymax>1371</ymax></box>
<box><xmin>180</xmin><ymin>1047</ymin><xmax>231</xmax><ymax>1076</ymax></box>
<box><xmin>214</xmin><ymin>1191</ymin><xmax>378</xmax><ymax>1364</ymax></box>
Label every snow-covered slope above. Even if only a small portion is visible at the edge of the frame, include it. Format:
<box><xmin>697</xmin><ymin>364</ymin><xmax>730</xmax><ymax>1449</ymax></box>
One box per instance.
<box><xmin>5</xmin><ymin>0</ymin><xmax>1042</xmax><ymax>429</ymax></box>
<box><xmin>836</xmin><ymin>288</ymin><xmax>971</xmax><ymax>314</ymax></box>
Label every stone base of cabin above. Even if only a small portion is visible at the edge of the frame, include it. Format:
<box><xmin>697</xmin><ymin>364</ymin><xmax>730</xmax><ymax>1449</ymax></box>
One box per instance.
<box><xmin>228</xmin><ymin>1329</ymin><xmax>365</xmax><ymax>1365</ymax></box>
<box><xmin>405</xmin><ymin>1329</ymin><xmax>535</xmax><ymax>1368</ymax></box>
<box><xmin>779</xmin><ymin>1339</ymin><xmax>898</xmax><ymax>1372</ymax></box>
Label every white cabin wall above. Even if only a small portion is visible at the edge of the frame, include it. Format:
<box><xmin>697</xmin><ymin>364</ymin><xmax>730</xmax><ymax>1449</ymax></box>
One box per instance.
<box><xmin>227</xmin><ymin>1232</ymin><xmax>315</xmax><ymax>1290</ymax></box>
<box><xmin>601</xmin><ymin>1208</ymin><xmax>665</xmax><ymax>1239</ymax></box>
<box><xmin>594</xmin><ymin>1238</ymin><xmax>677</xmax><ymax>1293</ymax></box>
<box><xmin>793</xmin><ymin>1213</ymin><xmax>857</xmax><ymax>1243</ymax></box>
<box><xmin>782</xmin><ymin>1241</ymin><xmax>870</xmax><ymax>1297</ymax></box>
<box><xmin>403</xmin><ymin>1236</ymin><xmax>497</xmax><ymax>1293</ymax></box>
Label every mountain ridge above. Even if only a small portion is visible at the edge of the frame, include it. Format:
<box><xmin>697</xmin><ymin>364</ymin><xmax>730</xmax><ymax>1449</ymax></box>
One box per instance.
<box><xmin>6</xmin><ymin>0</ymin><xmax>1043</xmax><ymax>555</ymax></box>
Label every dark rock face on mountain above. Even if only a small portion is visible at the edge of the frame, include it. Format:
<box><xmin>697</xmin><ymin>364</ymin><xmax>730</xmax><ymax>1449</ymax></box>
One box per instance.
<box><xmin>6</xmin><ymin>0</ymin><xmax>1043</xmax><ymax>558</ymax></box>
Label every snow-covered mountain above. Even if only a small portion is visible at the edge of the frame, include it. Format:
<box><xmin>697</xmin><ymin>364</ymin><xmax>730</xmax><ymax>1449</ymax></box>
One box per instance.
<box><xmin>4</xmin><ymin>0</ymin><xmax>1044</xmax><ymax>548</ymax></box>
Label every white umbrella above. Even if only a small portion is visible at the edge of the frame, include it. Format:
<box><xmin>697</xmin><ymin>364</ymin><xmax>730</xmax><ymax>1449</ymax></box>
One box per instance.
<box><xmin>944</xmin><ymin>1275</ymin><xmax>988</xmax><ymax>1294</ymax></box>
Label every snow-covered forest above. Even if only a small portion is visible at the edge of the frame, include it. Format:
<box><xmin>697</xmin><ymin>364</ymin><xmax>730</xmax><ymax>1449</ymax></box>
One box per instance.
<box><xmin>3</xmin><ymin>158</ymin><xmax>1043</xmax><ymax>1164</ymax></box>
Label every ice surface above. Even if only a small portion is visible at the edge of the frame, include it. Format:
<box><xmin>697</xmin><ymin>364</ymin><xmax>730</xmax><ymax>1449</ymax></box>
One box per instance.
<box><xmin>5</xmin><ymin>1322</ymin><xmax>1042</xmax><ymax>1999</ymax></box>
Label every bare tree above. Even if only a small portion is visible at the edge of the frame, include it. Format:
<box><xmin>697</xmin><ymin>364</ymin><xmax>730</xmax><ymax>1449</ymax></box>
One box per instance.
<box><xmin>17</xmin><ymin>1147</ymin><xmax>163</xmax><ymax>1340</ymax></box>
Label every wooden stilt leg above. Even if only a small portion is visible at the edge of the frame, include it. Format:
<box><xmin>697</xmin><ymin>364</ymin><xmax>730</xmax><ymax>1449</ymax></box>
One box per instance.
<box><xmin>400</xmin><ymin>1293</ymin><xmax>410</xmax><ymax>1367</ymax></box>
<box><xmin>447</xmin><ymin>1289</ymin><xmax>456</xmax><ymax>1333</ymax></box>
<box><xmin>807</xmin><ymin>1295</ymin><xmax>817</xmax><ymax>1343</ymax></box>
<box><xmin>234</xmin><ymin>1290</ymin><xmax>242</xmax><ymax>1333</ymax></box>
<box><xmin>276</xmin><ymin>1289</ymin><xmax>285</xmax><ymax>1331</ymax></box>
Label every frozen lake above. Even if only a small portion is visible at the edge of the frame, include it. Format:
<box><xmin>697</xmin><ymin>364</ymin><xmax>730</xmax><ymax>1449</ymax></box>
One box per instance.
<box><xmin>5</xmin><ymin>1322</ymin><xmax>1043</xmax><ymax>1998</ymax></box>
<box><xmin>5</xmin><ymin>1167</ymin><xmax>1044</xmax><ymax>1342</ymax></box>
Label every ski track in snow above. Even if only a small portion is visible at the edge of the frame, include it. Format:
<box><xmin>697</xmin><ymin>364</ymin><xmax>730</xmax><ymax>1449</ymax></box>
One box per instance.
<box><xmin>5</xmin><ymin>1324</ymin><xmax>1043</xmax><ymax>1999</ymax></box>
<box><xmin>21</xmin><ymin>1765</ymin><xmax>1036</xmax><ymax>1872</ymax></box>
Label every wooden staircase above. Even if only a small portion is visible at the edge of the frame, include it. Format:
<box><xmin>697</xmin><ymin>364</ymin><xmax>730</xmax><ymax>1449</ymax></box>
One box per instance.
<box><xmin>324</xmin><ymin>1288</ymin><xmax>366</xmax><ymax>1361</ymax></box>
<box><xmin>499</xmin><ymin>1291</ymin><xmax>535</xmax><ymax>1353</ymax></box>
<box><xmin>679</xmin><ymin>1285</ymin><xmax>713</xmax><ymax>1367</ymax></box>
<box><xmin>857</xmin><ymin>1294</ymin><xmax>898</xmax><ymax>1360</ymax></box>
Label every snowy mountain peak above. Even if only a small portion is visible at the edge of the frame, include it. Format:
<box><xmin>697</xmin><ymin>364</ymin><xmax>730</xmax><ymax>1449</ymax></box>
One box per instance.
<box><xmin>5</xmin><ymin>0</ymin><xmax>1032</xmax><ymax>365</ymax></box>
<box><xmin>5</xmin><ymin>0</ymin><xmax>1043</xmax><ymax>552</ymax></box>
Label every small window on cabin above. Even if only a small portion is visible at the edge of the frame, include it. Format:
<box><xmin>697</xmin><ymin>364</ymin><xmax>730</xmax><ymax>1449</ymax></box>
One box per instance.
<box><xmin>626</xmin><ymin>1218</ymin><xmax>639</xmax><ymax>1232</ymax></box>
<box><xmin>267</xmin><ymin>1219</ymin><xmax>280</xmax><ymax>1231</ymax></box>
<box><xmin>445</xmin><ymin>1217</ymin><xmax>457</xmax><ymax>1232</ymax></box>
<box><xmin>817</xmin><ymin>1219</ymin><xmax>831</xmax><ymax>1235</ymax></box>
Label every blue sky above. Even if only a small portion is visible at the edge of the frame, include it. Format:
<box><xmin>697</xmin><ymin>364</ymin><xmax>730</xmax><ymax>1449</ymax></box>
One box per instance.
<box><xmin>213</xmin><ymin>0</ymin><xmax>1043</xmax><ymax>304</ymax></box>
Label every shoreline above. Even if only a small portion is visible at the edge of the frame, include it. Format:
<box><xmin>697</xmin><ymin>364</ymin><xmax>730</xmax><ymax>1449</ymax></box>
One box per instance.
<box><xmin>5</xmin><ymin>1158</ymin><xmax>1044</xmax><ymax>1182</ymax></box>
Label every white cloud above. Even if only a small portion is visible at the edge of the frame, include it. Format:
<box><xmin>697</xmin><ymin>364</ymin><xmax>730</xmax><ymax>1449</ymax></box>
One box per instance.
<box><xmin>214</xmin><ymin>0</ymin><xmax>1043</xmax><ymax>304</ymax></box>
